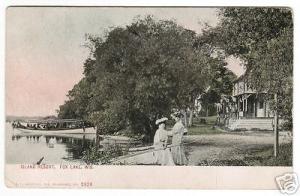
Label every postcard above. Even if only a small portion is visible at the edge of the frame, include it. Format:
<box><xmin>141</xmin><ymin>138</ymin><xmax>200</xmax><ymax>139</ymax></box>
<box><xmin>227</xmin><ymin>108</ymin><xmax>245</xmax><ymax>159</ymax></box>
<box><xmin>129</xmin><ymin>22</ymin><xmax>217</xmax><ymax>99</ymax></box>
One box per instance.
<box><xmin>5</xmin><ymin>6</ymin><xmax>295</xmax><ymax>190</ymax></box>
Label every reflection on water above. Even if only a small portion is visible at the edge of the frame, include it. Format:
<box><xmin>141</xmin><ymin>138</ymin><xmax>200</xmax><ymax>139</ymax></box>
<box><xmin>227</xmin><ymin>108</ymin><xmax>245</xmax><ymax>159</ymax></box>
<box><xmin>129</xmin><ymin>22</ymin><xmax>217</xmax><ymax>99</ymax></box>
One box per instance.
<box><xmin>6</xmin><ymin>123</ymin><xmax>136</xmax><ymax>164</ymax></box>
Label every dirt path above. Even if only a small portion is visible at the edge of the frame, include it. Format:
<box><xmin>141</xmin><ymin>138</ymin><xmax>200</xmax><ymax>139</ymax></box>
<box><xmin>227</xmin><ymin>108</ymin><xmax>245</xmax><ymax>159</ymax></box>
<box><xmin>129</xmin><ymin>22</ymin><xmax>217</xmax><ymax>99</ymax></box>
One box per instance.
<box><xmin>184</xmin><ymin>131</ymin><xmax>292</xmax><ymax>166</ymax></box>
<box><xmin>113</xmin><ymin>131</ymin><xmax>292</xmax><ymax>165</ymax></box>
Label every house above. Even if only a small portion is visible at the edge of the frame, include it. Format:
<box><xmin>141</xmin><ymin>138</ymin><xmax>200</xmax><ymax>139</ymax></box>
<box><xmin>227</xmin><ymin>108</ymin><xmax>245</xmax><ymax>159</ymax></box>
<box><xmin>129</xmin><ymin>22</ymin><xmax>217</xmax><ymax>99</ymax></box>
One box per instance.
<box><xmin>219</xmin><ymin>75</ymin><xmax>274</xmax><ymax>131</ymax></box>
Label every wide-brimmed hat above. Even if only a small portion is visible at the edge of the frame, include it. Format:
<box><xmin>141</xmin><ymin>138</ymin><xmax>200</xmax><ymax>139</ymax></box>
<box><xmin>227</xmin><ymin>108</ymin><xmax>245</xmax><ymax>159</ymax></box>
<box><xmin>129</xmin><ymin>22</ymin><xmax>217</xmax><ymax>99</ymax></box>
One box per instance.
<box><xmin>155</xmin><ymin>117</ymin><xmax>168</xmax><ymax>125</ymax></box>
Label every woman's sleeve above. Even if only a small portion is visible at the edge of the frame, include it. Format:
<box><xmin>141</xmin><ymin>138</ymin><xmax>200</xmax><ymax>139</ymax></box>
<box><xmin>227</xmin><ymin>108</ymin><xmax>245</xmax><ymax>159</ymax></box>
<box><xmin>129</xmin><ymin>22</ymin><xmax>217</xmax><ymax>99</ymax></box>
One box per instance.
<box><xmin>159</xmin><ymin>131</ymin><xmax>166</xmax><ymax>142</ymax></box>
<box><xmin>172</xmin><ymin>124</ymin><xmax>180</xmax><ymax>134</ymax></box>
<box><xmin>167</xmin><ymin>130</ymin><xmax>173</xmax><ymax>136</ymax></box>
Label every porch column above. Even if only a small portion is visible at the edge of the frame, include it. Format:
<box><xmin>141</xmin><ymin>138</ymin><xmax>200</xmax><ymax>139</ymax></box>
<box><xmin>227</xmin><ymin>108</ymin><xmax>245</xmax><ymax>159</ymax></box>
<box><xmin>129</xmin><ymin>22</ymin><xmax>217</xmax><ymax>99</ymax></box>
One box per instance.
<box><xmin>253</xmin><ymin>101</ymin><xmax>256</xmax><ymax>118</ymax></box>
<box><xmin>242</xmin><ymin>100</ymin><xmax>244</xmax><ymax>113</ymax></box>
<box><xmin>242</xmin><ymin>99</ymin><xmax>245</xmax><ymax>117</ymax></box>
<box><xmin>237</xmin><ymin>98</ymin><xmax>239</xmax><ymax>119</ymax></box>
<box><xmin>264</xmin><ymin>101</ymin><xmax>267</xmax><ymax>117</ymax></box>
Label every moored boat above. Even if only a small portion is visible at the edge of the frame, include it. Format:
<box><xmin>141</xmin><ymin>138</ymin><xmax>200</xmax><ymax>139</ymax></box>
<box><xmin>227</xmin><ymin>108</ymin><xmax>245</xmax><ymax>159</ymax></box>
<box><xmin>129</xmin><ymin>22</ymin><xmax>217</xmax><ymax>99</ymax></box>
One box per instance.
<box><xmin>12</xmin><ymin>119</ymin><xmax>96</xmax><ymax>134</ymax></box>
<box><xmin>15</xmin><ymin>127</ymin><xmax>96</xmax><ymax>134</ymax></box>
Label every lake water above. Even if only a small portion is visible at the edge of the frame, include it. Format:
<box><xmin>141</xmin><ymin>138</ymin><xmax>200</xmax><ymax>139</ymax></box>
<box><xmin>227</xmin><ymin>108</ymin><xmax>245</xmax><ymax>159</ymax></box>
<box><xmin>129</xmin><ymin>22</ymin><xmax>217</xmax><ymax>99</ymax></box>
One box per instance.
<box><xmin>5</xmin><ymin>123</ymin><xmax>136</xmax><ymax>164</ymax></box>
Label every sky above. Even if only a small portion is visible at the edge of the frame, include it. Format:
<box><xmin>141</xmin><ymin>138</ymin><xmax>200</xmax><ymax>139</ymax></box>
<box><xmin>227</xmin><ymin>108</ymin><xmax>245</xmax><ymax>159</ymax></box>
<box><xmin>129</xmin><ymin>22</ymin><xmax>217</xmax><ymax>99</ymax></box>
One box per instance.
<box><xmin>6</xmin><ymin>7</ymin><xmax>245</xmax><ymax>116</ymax></box>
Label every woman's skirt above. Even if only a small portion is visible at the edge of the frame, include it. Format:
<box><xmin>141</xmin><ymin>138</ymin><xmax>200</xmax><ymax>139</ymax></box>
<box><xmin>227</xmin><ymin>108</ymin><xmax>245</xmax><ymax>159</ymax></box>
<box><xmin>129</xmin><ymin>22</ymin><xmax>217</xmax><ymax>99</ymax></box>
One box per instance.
<box><xmin>171</xmin><ymin>145</ymin><xmax>187</xmax><ymax>165</ymax></box>
<box><xmin>154</xmin><ymin>143</ymin><xmax>175</xmax><ymax>165</ymax></box>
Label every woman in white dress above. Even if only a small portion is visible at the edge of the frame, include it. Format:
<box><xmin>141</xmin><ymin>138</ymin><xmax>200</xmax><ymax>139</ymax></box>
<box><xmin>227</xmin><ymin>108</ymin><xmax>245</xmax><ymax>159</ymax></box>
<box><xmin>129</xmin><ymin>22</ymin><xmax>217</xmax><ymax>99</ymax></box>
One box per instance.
<box><xmin>171</xmin><ymin>113</ymin><xmax>188</xmax><ymax>165</ymax></box>
<box><xmin>153</xmin><ymin>117</ymin><xmax>175</xmax><ymax>166</ymax></box>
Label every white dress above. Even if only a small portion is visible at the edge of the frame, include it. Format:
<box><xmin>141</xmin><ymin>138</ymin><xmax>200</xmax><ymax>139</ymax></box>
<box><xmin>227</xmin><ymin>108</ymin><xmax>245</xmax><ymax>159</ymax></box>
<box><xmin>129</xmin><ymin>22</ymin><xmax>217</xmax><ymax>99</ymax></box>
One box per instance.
<box><xmin>171</xmin><ymin>121</ymin><xmax>187</xmax><ymax>165</ymax></box>
<box><xmin>153</xmin><ymin>128</ymin><xmax>175</xmax><ymax>165</ymax></box>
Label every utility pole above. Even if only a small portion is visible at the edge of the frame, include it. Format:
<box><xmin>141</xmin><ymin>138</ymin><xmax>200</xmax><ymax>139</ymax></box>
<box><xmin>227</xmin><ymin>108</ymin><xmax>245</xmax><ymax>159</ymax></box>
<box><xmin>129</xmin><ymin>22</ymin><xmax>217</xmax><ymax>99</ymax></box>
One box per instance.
<box><xmin>95</xmin><ymin>128</ymin><xmax>101</xmax><ymax>150</ymax></box>
<box><xmin>274</xmin><ymin>93</ymin><xmax>279</xmax><ymax>157</ymax></box>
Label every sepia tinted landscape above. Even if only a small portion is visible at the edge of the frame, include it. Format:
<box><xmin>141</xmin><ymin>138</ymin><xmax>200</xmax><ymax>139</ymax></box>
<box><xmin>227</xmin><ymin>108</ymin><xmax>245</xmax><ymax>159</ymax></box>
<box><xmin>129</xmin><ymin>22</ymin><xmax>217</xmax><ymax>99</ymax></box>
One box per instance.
<box><xmin>6</xmin><ymin>7</ymin><xmax>293</xmax><ymax>166</ymax></box>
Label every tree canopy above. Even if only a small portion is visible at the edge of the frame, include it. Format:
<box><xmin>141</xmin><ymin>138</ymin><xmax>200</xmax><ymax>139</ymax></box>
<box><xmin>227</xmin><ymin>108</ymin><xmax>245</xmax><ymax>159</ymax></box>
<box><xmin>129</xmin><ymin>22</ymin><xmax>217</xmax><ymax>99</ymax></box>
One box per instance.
<box><xmin>58</xmin><ymin>16</ymin><xmax>232</xmax><ymax>139</ymax></box>
<box><xmin>202</xmin><ymin>8</ymin><xmax>293</xmax><ymax>128</ymax></box>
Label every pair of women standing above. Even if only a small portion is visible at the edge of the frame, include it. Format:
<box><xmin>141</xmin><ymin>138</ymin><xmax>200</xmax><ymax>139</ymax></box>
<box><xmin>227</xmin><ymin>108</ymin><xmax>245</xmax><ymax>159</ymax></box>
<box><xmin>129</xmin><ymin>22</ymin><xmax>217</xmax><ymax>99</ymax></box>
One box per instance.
<box><xmin>153</xmin><ymin>113</ymin><xmax>188</xmax><ymax>166</ymax></box>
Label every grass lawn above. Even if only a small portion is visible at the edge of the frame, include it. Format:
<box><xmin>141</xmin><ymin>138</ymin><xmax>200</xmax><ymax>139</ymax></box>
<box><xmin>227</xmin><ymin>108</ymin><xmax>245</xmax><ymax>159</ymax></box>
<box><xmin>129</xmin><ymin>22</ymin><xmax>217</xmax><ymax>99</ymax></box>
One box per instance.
<box><xmin>198</xmin><ymin>143</ymin><xmax>293</xmax><ymax>166</ymax></box>
<box><xmin>244</xmin><ymin>143</ymin><xmax>293</xmax><ymax>166</ymax></box>
<box><xmin>193</xmin><ymin>115</ymin><xmax>218</xmax><ymax>125</ymax></box>
<box><xmin>188</xmin><ymin>125</ymin><xmax>222</xmax><ymax>135</ymax></box>
<box><xmin>188</xmin><ymin>116</ymin><xmax>222</xmax><ymax>135</ymax></box>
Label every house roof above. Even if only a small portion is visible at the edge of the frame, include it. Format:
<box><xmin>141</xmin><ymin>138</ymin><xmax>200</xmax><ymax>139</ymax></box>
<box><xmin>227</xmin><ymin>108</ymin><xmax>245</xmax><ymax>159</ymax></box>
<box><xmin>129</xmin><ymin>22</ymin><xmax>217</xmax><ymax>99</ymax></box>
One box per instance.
<box><xmin>233</xmin><ymin>68</ymin><xmax>251</xmax><ymax>83</ymax></box>
<box><xmin>233</xmin><ymin>74</ymin><xmax>246</xmax><ymax>83</ymax></box>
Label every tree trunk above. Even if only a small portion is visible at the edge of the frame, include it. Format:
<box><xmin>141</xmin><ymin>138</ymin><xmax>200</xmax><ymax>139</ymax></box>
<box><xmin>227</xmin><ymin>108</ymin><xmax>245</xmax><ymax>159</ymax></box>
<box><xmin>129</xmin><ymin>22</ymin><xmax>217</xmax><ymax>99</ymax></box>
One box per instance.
<box><xmin>274</xmin><ymin>93</ymin><xmax>279</xmax><ymax>157</ymax></box>
<box><xmin>188</xmin><ymin>109</ymin><xmax>193</xmax><ymax>127</ymax></box>
<box><xmin>183</xmin><ymin>110</ymin><xmax>188</xmax><ymax>127</ymax></box>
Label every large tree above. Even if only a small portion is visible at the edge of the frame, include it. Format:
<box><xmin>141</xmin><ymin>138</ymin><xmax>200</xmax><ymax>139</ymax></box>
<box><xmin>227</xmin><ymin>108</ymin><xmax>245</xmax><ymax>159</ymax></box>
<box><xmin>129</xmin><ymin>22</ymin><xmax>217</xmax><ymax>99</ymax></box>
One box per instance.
<box><xmin>203</xmin><ymin>7</ymin><xmax>293</xmax><ymax>156</ymax></box>
<box><xmin>58</xmin><ymin>16</ymin><xmax>224</xmax><ymax>141</ymax></box>
<box><xmin>202</xmin><ymin>8</ymin><xmax>292</xmax><ymax>111</ymax></box>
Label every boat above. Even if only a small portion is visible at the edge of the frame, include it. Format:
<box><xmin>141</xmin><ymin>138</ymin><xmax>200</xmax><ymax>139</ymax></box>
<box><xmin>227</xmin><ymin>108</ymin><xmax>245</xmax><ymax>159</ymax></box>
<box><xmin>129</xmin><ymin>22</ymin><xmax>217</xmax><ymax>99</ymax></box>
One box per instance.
<box><xmin>15</xmin><ymin>127</ymin><xmax>96</xmax><ymax>134</ymax></box>
<box><xmin>12</xmin><ymin>119</ymin><xmax>96</xmax><ymax>134</ymax></box>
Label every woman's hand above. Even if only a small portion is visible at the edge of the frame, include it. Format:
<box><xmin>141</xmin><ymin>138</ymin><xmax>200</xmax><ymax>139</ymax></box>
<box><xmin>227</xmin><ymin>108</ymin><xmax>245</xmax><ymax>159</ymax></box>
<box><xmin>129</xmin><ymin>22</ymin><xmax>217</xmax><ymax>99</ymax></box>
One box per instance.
<box><xmin>164</xmin><ymin>141</ymin><xmax>168</xmax><ymax>149</ymax></box>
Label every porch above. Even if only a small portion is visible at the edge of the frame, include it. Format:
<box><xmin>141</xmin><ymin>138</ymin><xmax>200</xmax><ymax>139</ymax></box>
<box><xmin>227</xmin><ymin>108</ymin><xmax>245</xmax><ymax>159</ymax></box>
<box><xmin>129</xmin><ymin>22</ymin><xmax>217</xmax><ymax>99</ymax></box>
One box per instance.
<box><xmin>227</xmin><ymin>118</ymin><xmax>274</xmax><ymax>131</ymax></box>
<box><xmin>223</xmin><ymin>93</ymin><xmax>274</xmax><ymax>130</ymax></box>
<box><xmin>234</xmin><ymin>93</ymin><xmax>273</xmax><ymax>119</ymax></box>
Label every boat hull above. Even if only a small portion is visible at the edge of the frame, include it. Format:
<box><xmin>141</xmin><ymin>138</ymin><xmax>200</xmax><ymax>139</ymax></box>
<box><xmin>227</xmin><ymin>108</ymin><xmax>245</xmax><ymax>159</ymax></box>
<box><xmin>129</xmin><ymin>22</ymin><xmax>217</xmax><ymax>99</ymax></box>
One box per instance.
<box><xmin>15</xmin><ymin>127</ymin><xmax>96</xmax><ymax>134</ymax></box>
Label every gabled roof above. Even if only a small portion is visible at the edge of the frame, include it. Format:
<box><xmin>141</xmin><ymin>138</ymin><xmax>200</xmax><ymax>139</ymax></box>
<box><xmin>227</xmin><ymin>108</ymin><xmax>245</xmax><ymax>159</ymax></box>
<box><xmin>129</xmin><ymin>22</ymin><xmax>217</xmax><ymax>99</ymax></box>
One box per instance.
<box><xmin>233</xmin><ymin>69</ymin><xmax>251</xmax><ymax>83</ymax></box>
<box><xmin>233</xmin><ymin>74</ymin><xmax>246</xmax><ymax>83</ymax></box>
